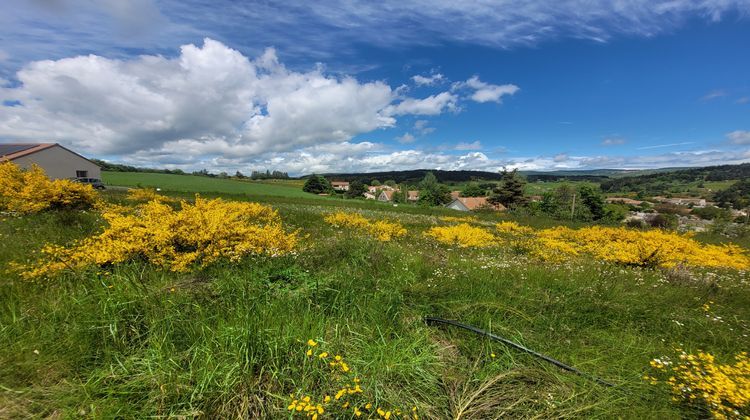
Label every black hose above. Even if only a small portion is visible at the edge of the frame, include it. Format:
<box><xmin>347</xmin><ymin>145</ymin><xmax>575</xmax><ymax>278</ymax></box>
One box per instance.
<box><xmin>424</xmin><ymin>316</ymin><xmax>615</xmax><ymax>387</ymax></box>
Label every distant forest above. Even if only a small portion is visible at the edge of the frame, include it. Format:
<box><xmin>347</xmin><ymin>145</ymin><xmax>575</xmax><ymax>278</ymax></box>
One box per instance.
<box><xmin>600</xmin><ymin>163</ymin><xmax>750</xmax><ymax>194</ymax></box>
<box><xmin>94</xmin><ymin>160</ymin><xmax>288</xmax><ymax>179</ymax></box>
<box><xmin>92</xmin><ymin>159</ymin><xmax>186</xmax><ymax>174</ymax></box>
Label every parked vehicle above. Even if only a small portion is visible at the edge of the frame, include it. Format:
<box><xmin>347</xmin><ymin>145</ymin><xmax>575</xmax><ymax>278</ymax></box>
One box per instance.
<box><xmin>71</xmin><ymin>177</ymin><xmax>106</xmax><ymax>190</ymax></box>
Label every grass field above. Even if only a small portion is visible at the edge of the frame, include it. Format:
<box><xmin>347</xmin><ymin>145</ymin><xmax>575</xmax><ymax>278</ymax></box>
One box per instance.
<box><xmin>1</xmin><ymin>187</ymin><xmax>749</xmax><ymax>418</ymax></box>
<box><xmin>102</xmin><ymin>171</ymin><xmax>318</xmax><ymax>199</ymax></box>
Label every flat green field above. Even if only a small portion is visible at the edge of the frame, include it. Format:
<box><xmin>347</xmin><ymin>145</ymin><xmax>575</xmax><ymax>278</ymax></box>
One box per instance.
<box><xmin>1</xmin><ymin>188</ymin><xmax>749</xmax><ymax>418</ymax></box>
<box><xmin>102</xmin><ymin>171</ymin><xmax>319</xmax><ymax>199</ymax></box>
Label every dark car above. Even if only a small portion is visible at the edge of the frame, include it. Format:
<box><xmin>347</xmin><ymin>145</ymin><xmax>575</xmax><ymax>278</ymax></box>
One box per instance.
<box><xmin>71</xmin><ymin>177</ymin><xmax>106</xmax><ymax>190</ymax></box>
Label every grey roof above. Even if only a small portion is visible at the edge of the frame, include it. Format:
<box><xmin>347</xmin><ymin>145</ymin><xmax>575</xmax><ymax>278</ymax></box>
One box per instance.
<box><xmin>0</xmin><ymin>144</ymin><xmax>38</xmax><ymax>157</ymax></box>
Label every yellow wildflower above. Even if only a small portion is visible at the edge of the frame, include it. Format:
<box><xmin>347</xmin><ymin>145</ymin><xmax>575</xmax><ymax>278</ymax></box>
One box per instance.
<box><xmin>19</xmin><ymin>196</ymin><xmax>298</xmax><ymax>279</ymax></box>
<box><xmin>424</xmin><ymin>223</ymin><xmax>496</xmax><ymax>248</ymax></box>
<box><xmin>0</xmin><ymin>162</ymin><xmax>99</xmax><ymax>214</ymax></box>
<box><xmin>324</xmin><ymin>212</ymin><xmax>406</xmax><ymax>242</ymax></box>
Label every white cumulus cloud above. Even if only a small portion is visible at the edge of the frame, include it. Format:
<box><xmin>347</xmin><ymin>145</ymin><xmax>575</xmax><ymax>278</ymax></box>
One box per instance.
<box><xmin>727</xmin><ymin>130</ymin><xmax>750</xmax><ymax>145</ymax></box>
<box><xmin>0</xmin><ymin>38</ymin><xmax>478</xmax><ymax>159</ymax></box>
<box><xmin>412</xmin><ymin>73</ymin><xmax>444</xmax><ymax>86</ymax></box>
<box><xmin>385</xmin><ymin>91</ymin><xmax>459</xmax><ymax>115</ymax></box>
<box><xmin>396</xmin><ymin>132</ymin><xmax>416</xmax><ymax>144</ymax></box>
<box><xmin>455</xmin><ymin>76</ymin><xmax>520</xmax><ymax>103</ymax></box>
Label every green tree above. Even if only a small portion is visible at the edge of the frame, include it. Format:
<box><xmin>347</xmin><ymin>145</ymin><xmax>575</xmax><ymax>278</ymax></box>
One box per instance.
<box><xmin>461</xmin><ymin>183</ymin><xmax>486</xmax><ymax>197</ymax></box>
<box><xmin>418</xmin><ymin>172</ymin><xmax>451</xmax><ymax>206</ymax></box>
<box><xmin>716</xmin><ymin>179</ymin><xmax>750</xmax><ymax>209</ymax></box>
<box><xmin>578</xmin><ymin>185</ymin><xmax>605</xmax><ymax>220</ymax></box>
<box><xmin>370</xmin><ymin>179</ymin><xmax>381</xmax><ymax>186</ymax></box>
<box><xmin>345</xmin><ymin>180</ymin><xmax>367</xmax><ymax>199</ymax></box>
<box><xmin>488</xmin><ymin>169</ymin><xmax>527</xmax><ymax>208</ymax></box>
<box><xmin>302</xmin><ymin>175</ymin><xmax>332</xmax><ymax>194</ymax></box>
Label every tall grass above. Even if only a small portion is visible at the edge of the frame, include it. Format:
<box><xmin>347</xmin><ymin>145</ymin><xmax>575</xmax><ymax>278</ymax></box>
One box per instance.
<box><xmin>1</xmin><ymin>192</ymin><xmax>748</xmax><ymax>418</ymax></box>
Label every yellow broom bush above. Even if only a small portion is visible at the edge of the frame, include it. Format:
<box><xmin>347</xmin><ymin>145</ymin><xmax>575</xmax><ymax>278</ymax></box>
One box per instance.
<box><xmin>0</xmin><ymin>162</ymin><xmax>98</xmax><ymax>213</ymax></box>
<box><xmin>423</xmin><ymin>223</ymin><xmax>497</xmax><ymax>248</ymax></box>
<box><xmin>425</xmin><ymin>220</ymin><xmax>749</xmax><ymax>269</ymax></box>
<box><xmin>439</xmin><ymin>215</ymin><xmax>478</xmax><ymax>224</ymax></box>
<box><xmin>649</xmin><ymin>351</ymin><xmax>750</xmax><ymax>418</ymax></box>
<box><xmin>126</xmin><ymin>187</ymin><xmax>173</xmax><ymax>203</ymax></box>
<box><xmin>324</xmin><ymin>212</ymin><xmax>406</xmax><ymax>241</ymax></box>
<box><xmin>20</xmin><ymin>196</ymin><xmax>298</xmax><ymax>278</ymax></box>
<box><xmin>495</xmin><ymin>221</ymin><xmax>534</xmax><ymax>235</ymax></box>
<box><xmin>527</xmin><ymin>226</ymin><xmax>750</xmax><ymax>269</ymax></box>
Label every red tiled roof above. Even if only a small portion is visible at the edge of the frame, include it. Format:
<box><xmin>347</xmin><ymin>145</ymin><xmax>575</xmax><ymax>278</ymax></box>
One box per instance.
<box><xmin>454</xmin><ymin>196</ymin><xmax>506</xmax><ymax>211</ymax></box>
<box><xmin>0</xmin><ymin>143</ymin><xmax>100</xmax><ymax>167</ymax></box>
<box><xmin>0</xmin><ymin>143</ymin><xmax>56</xmax><ymax>162</ymax></box>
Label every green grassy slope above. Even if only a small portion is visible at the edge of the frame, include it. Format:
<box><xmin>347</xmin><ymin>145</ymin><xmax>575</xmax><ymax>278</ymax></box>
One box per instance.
<box><xmin>1</xmin><ymin>190</ymin><xmax>748</xmax><ymax>418</ymax></box>
<box><xmin>102</xmin><ymin>171</ymin><xmax>320</xmax><ymax>199</ymax></box>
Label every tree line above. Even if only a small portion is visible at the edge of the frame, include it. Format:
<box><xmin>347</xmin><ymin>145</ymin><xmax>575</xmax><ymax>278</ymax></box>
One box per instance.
<box><xmin>303</xmin><ymin>170</ymin><xmax>622</xmax><ymax>222</ymax></box>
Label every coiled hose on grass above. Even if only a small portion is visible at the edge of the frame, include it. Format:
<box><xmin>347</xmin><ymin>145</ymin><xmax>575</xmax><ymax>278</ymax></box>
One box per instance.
<box><xmin>424</xmin><ymin>316</ymin><xmax>615</xmax><ymax>387</ymax></box>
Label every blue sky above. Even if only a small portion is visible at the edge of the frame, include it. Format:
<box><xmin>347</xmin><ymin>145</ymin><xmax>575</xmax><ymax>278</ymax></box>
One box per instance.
<box><xmin>1</xmin><ymin>1</ymin><xmax>749</xmax><ymax>174</ymax></box>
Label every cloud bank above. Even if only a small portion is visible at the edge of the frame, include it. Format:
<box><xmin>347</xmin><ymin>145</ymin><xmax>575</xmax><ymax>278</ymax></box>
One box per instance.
<box><xmin>0</xmin><ymin>39</ymin><xmax>527</xmax><ymax>174</ymax></box>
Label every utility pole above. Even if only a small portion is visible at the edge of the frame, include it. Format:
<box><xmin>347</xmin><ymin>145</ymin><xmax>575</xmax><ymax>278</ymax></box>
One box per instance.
<box><xmin>571</xmin><ymin>192</ymin><xmax>576</xmax><ymax>219</ymax></box>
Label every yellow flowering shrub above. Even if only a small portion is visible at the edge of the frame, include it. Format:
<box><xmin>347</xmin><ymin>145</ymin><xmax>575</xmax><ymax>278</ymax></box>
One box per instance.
<box><xmin>289</xmin><ymin>339</ymin><xmax>418</xmax><ymax>419</ymax></box>
<box><xmin>0</xmin><ymin>162</ymin><xmax>98</xmax><ymax>214</ymax></box>
<box><xmin>440</xmin><ymin>215</ymin><xmax>478</xmax><ymax>224</ymax></box>
<box><xmin>649</xmin><ymin>351</ymin><xmax>749</xmax><ymax>418</ymax></box>
<box><xmin>495</xmin><ymin>221</ymin><xmax>534</xmax><ymax>235</ymax></box>
<box><xmin>20</xmin><ymin>196</ymin><xmax>297</xmax><ymax>278</ymax></box>
<box><xmin>425</xmin><ymin>220</ymin><xmax>749</xmax><ymax>268</ymax></box>
<box><xmin>526</xmin><ymin>226</ymin><xmax>750</xmax><ymax>269</ymax></box>
<box><xmin>324</xmin><ymin>212</ymin><xmax>406</xmax><ymax>241</ymax></box>
<box><xmin>423</xmin><ymin>223</ymin><xmax>497</xmax><ymax>248</ymax></box>
<box><xmin>126</xmin><ymin>187</ymin><xmax>173</xmax><ymax>203</ymax></box>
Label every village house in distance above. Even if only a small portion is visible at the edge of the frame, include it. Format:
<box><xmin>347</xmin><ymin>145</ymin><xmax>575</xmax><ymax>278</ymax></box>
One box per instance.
<box><xmin>0</xmin><ymin>143</ymin><xmax>101</xmax><ymax>180</ymax></box>
<box><xmin>445</xmin><ymin>196</ymin><xmax>507</xmax><ymax>212</ymax></box>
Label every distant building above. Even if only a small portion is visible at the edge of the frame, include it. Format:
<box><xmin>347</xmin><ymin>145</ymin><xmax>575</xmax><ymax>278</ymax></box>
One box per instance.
<box><xmin>378</xmin><ymin>190</ymin><xmax>395</xmax><ymax>202</ymax></box>
<box><xmin>450</xmin><ymin>190</ymin><xmax>461</xmax><ymax>199</ymax></box>
<box><xmin>407</xmin><ymin>190</ymin><xmax>419</xmax><ymax>202</ymax></box>
<box><xmin>331</xmin><ymin>181</ymin><xmax>350</xmax><ymax>191</ymax></box>
<box><xmin>363</xmin><ymin>192</ymin><xmax>376</xmax><ymax>200</ymax></box>
<box><xmin>445</xmin><ymin>197</ymin><xmax>506</xmax><ymax>212</ymax></box>
<box><xmin>0</xmin><ymin>143</ymin><xmax>101</xmax><ymax>180</ymax></box>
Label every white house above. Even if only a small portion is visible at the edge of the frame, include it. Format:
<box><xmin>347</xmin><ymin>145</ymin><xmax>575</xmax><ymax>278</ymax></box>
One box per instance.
<box><xmin>378</xmin><ymin>190</ymin><xmax>395</xmax><ymax>202</ymax></box>
<box><xmin>0</xmin><ymin>143</ymin><xmax>101</xmax><ymax>180</ymax></box>
<box><xmin>331</xmin><ymin>181</ymin><xmax>350</xmax><ymax>191</ymax></box>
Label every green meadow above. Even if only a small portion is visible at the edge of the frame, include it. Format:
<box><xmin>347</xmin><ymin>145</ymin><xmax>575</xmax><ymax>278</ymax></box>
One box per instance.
<box><xmin>1</xmin><ymin>178</ymin><xmax>748</xmax><ymax>419</ymax></box>
<box><xmin>102</xmin><ymin>171</ymin><xmax>318</xmax><ymax>199</ymax></box>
